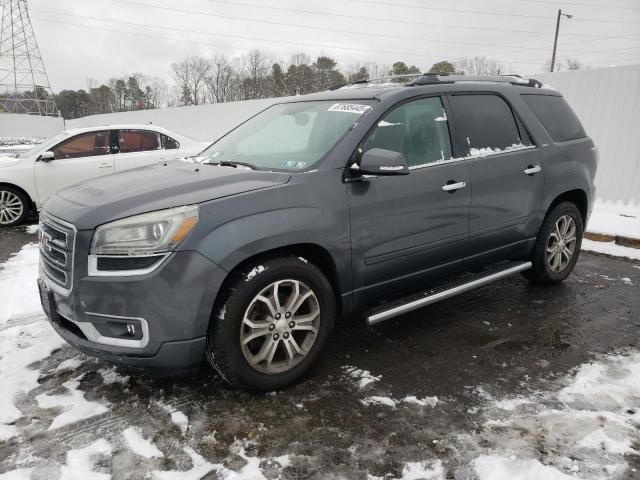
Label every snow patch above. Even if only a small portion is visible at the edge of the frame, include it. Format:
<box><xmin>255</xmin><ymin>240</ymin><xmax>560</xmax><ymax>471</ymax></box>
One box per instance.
<box><xmin>98</xmin><ymin>367</ymin><xmax>130</xmax><ymax>385</ymax></box>
<box><xmin>582</xmin><ymin>239</ymin><xmax>640</xmax><ymax>260</ymax></box>
<box><xmin>342</xmin><ymin>365</ymin><xmax>381</xmax><ymax>389</ymax></box>
<box><xmin>474</xmin><ymin>455</ymin><xmax>573</xmax><ymax>480</ymax></box>
<box><xmin>123</xmin><ymin>426</ymin><xmax>164</xmax><ymax>458</ymax></box>
<box><xmin>402</xmin><ymin>395</ymin><xmax>438</xmax><ymax>408</ymax></box>
<box><xmin>587</xmin><ymin>204</ymin><xmax>640</xmax><ymax>240</ymax></box>
<box><xmin>55</xmin><ymin>356</ymin><xmax>85</xmax><ymax>373</ymax></box>
<box><xmin>0</xmin><ymin>244</ymin><xmax>43</xmax><ymax>326</ymax></box>
<box><xmin>59</xmin><ymin>439</ymin><xmax>113</xmax><ymax>480</ymax></box>
<box><xmin>36</xmin><ymin>376</ymin><xmax>109</xmax><ymax>430</ymax></box>
<box><xmin>493</xmin><ymin>397</ymin><xmax>532</xmax><ymax>411</ymax></box>
<box><xmin>360</xmin><ymin>396</ymin><xmax>398</xmax><ymax>408</ymax></box>
<box><xmin>159</xmin><ymin>402</ymin><xmax>189</xmax><ymax>434</ymax></box>
<box><xmin>245</xmin><ymin>265</ymin><xmax>266</xmax><ymax>281</ymax></box>
<box><xmin>25</xmin><ymin>224</ymin><xmax>39</xmax><ymax>235</ymax></box>
<box><xmin>151</xmin><ymin>447</ymin><xmax>220</xmax><ymax>480</ymax></box>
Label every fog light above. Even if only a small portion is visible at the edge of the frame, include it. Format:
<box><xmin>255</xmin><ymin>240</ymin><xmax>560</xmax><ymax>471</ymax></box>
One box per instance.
<box><xmin>126</xmin><ymin>323</ymin><xmax>136</xmax><ymax>336</ymax></box>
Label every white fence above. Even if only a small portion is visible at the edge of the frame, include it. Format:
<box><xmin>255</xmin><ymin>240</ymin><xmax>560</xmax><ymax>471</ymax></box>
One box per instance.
<box><xmin>537</xmin><ymin>65</ymin><xmax>640</xmax><ymax>208</ymax></box>
<box><xmin>66</xmin><ymin>98</ymin><xmax>277</xmax><ymax>142</ymax></box>
<box><xmin>0</xmin><ymin>113</ymin><xmax>64</xmax><ymax>139</ymax></box>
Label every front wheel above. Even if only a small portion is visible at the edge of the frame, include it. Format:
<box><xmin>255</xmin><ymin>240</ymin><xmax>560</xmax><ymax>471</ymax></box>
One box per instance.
<box><xmin>206</xmin><ymin>256</ymin><xmax>336</xmax><ymax>391</ymax></box>
<box><xmin>524</xmin><ymin>201</ymin><xmax>584</xmax><ymax>286</ymax></box>
<box><xmin>0</xmin><ymin>186</ymin><xmax>29</xmax><ymax>227</ymax></box>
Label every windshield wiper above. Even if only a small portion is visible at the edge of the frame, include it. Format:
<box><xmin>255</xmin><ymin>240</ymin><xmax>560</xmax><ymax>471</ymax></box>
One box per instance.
<box><xmin>208</xmin><ymin>160</ymin><xmax>256</xmax><ymax>170</ymax></box>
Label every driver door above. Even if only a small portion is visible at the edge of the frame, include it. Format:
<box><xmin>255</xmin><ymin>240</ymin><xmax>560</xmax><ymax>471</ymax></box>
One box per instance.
<box><xmin>34</xmin><ymin>130</ymin><xmax>114</xmax><ymax>204</ymax></box>
<box><xmin>347</xmin><ymin>96</ymin><xmax>471</xmax><ymax>302</ymax></box>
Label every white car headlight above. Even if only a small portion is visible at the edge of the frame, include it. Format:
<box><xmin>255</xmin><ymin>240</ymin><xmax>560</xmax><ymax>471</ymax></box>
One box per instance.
<box><xmin>91</xmin><ymin>206</ymin><xmax>199</xmax><ymax>256</ymax></box>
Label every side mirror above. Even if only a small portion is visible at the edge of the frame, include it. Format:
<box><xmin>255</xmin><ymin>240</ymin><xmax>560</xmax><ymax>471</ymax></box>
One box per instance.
<box><xmin>355</xmin><ymin>148</ymin><xmax>410</xmax><ymax>176</ymax></box>
<box><xmin>39</xmin><ymin>151</ymin><xmax>55</xmax><ymax>162</ymax></box>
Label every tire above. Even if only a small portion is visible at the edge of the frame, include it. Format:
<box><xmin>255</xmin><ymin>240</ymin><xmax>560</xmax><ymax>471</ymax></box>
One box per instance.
<box><xmin>0</xmin><ymin>186</ymin><xmax>29</xmax><ymax>227</ymax></box>
<box><xmin>206</xmin><ymin>256</ymin><xmax>336</xmax><ymax>391</ymax></box>
<box><xmin>523</xmin><ymin>201</ymin><xmax>584</xmax><ymax>286</ymax></box>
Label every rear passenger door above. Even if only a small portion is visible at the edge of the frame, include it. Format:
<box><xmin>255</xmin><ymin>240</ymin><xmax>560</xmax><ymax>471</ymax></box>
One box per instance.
<box><xmin>448</xmin><ymin>93</ymin><xmax>544</xmax><ymax>265</ymax></box>
<box><xmin>113</xmin><ymin>129</ymin><xmax>176</xmax><ymax>173</ymax></box>
<box><xmin>348</xmin><ymin>96</ymin><xmax>471</xmax><ymax>301</ymax></box>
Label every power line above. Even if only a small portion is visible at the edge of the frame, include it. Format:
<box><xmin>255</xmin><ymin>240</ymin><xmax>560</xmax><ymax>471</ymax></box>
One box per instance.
<box><xmin>339</xmin><ymin>0</ymin><xmax>640</xmax><ymax>25</ymax></box>
<box><xmin>520</xmin><ymin>0</ymin><xmax>640</xmax><ymax>11</ymax></box>
<box><xmin>35</xmin><ymin>8</ymin><xmax>640</xmax><ymax>60</ymax></box>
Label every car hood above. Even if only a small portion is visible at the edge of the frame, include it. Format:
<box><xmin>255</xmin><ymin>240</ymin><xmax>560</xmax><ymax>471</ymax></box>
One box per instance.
<box><xmin>43</xmin><ymin>160</ymin><xmax>291</xmax><ymax>230</ymax></box>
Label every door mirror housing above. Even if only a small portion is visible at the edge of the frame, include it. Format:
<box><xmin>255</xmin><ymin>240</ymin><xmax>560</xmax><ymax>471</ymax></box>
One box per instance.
<box><xmin>355</xmin><ymin>148</ymin><xmax>409</xmax><ymax>176</ymax></box>
<box><xmin>39</xmin><ymin>151</ymin><xmax>55</xmax><ymax>162</ymax></box>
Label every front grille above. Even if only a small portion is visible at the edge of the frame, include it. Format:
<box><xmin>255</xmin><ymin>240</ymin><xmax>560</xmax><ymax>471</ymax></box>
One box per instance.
<box><xmin>39</xmin><ymin>213</ymin><xmax>76</xmax><ymax>293</ymax></box>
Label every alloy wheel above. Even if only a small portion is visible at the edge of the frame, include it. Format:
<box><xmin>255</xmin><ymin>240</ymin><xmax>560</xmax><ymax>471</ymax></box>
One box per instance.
<box><xmin>0</xmin><ymin>190</ymin><xmax>24</xmax><ymax>225</ymax></box>
<box><xmin>240</xmin><ymin>279</ymin><xmax>321</xmax><ymax>374</ymax></box>
<box><xmin>546</xmin><ymin>214</ymin><xmax>577</xmax><ymax>273</ymax></box>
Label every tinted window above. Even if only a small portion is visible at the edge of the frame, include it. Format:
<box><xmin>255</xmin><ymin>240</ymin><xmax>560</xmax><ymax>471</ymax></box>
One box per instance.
<box><xmin>118</xmin><ymin>130</ymin><xmax>161</xmax><ymax>153</ymax></box>
<box><xmin>364</xmin><ymin>97</ymin><xmax>452</xmax><ymax>167</ymax></box>
<box><xmin>162</xmin><ymin>134</ymin><xmax>180</xmax><ymax>150</ymax></box>
<box><xmin>450</xmin><ymin>94</ymin><xmax>521</xmax><ymax>154</ymax></box>
<box><xmin>522</xmin><ymin>94</ymin><xmax>586</xmax><ymax>142</ymax></box>
<box><xmin>52</xmin><ymin>131</ymin><xmax>110</xmax><ymax>159</ymax></box>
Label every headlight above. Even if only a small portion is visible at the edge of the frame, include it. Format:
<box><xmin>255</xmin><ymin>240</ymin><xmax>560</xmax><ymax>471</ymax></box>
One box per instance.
<box><xmin>91</xmin><ymin>206</ymin><xmax>199</xmax><ymax>256</ymax></box>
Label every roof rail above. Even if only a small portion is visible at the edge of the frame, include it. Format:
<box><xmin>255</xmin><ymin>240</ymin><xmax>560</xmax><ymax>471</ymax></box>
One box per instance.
<box><xmin>405</xmin><ymin>73</ymin><xmax>544</xmax><ymax>88</ymax></box>
<box><xmin>326</xmin><ymin>73</ymin><xmax>544</xmax><ymax>91</ymax></box>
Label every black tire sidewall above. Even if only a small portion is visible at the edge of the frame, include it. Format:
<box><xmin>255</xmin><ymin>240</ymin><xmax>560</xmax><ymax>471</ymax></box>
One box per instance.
<box><xmin>0</xmin><ymin>186</ymin><xmax>29</xmax><ymax>227</ymax></box>
<box><xmin>531</xmin><ymin>202</ymin><xmax>584</xmax><ymax>284</ymax></box>
<box><xmin>209</xmin><ymin>257</ymin><xmax>335</xmax><ymax>391</ymax></box>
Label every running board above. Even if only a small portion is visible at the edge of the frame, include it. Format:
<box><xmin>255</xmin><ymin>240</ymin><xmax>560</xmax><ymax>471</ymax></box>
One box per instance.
<box><xmin>367</xmin><ymin>261</ymin><xmax>532</xmax><ymax>326</ymax></box>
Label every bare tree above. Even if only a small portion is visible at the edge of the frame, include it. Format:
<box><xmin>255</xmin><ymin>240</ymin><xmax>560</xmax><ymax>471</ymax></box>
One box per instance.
<box><xmin>454</xmin><ymin>56</ymin><xmax>503</xmax><ymax>76</ymax></box>
<box><xmin>171</xmin><ymin>56</ymin><xmax>211</xmax><ymax>106</ymax></box>
<box><xmin>206</xmin><ymin>55</ymin><xmax>239</xmax><ymax>103</ymax></box>
<box><xmin>565</xmin><ymin>58</ymin><xmax>584</xmax><ymax>70</ymax></box>
<box><xmin>237</xmin><ymin>50</ymin><xmax>272</xmax><ymax>100</ymax></box>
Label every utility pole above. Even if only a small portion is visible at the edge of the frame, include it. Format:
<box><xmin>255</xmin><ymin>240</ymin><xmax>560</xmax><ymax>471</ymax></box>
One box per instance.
<box><xmin>550</xmin><ymin>8</ymin><xmax>573</xmax><ymax>73</ymax></box>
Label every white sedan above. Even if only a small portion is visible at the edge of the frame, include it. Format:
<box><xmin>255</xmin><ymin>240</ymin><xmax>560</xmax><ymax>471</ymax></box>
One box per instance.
<box><xmin>0</xmin><ymin>125</ymin><xmax>209</xmax><ymax>226</ymax></box>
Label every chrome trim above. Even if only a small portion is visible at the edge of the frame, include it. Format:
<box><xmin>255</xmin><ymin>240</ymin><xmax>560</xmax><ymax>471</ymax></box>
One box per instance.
<box><xmin>442</xmin><ymin>181</ymin><xmax>467</xmax><ymax>192</ymax></box>
<box><xmin>524</xmin><ymin>164</ymin><xmax>542</xmax><ymax>175</ymax></box>
<box><xmin>81</xmin><ymin>312</ymin><xmax>150</xmax><ymax>348</ymax></box>
<box><xmin>39</xmin><ymin>212</ymin><xmax>76</xmax><ymax>297</ymax></box>
<box><xmin>367</xmin><ymin>262</ymin><xmax>532</xmax><ymax>326</ymax></box>
<box><xmin>87</xmin><ymin>253</ymin><xmax>170</xmax><ymax>277</ymax></box>
<box><xmin>408</xmin><ymin>145</ymin><xmax>537</xmax><ymax>171</ymax></box>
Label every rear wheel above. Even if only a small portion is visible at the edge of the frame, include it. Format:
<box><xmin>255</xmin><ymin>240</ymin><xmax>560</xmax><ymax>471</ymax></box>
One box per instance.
<box><xmin>524</xmin><ymin>202</ymin><xmax>583</xmax><ymax>285</ymax></box>
<box><xmin>206</xmin><ymin>256</ymin><xmax>336</xmax><ymax>391</ymax></box>
<box><xmin>0</xmin><ymin>186</ymin><xmax>29</xmax><ymax>227</ymax></box>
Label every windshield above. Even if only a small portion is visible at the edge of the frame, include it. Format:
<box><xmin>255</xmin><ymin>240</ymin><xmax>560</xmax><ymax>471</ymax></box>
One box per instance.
<box><xmin>199</xmin><ymin>100</ymin><xmax>374</xmax><ymax>171</ymax></box>
<box><xmin>16</xmin><ymin>132</ymin><xmax>71</xmax><ymax>158</ymax></box>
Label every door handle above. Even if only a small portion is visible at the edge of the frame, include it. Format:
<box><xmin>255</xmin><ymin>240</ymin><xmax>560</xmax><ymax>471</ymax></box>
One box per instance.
<box><xmin>98</xmin><ymin>162</ymin><xmax>112</xmax><ymax>169</ymax></box>
<box><xmin>524</xmin><ymin>164</ymin><xmax>542</xmax><ymax>175</ymax></box>
<box><xmin>442</xmin><ymin>181</ymin><xmax>467</xmax><ymax>192</ymax></box>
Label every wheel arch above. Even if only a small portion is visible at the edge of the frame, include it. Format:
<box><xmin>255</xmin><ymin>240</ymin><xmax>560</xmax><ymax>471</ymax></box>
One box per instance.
<box><xmin>545</xmin><ymin>189</ymin><xmax>588</xmax><ymax>225</ymax></box>
<box><xmin>0</xmin><ymin>182</ymin><xmax>36</xmax><ymax>214</ymax></box>
<box><xmin>212</xmin><ymin>243</ymin><xmax>343</xmax><ymax>321</ymax></box>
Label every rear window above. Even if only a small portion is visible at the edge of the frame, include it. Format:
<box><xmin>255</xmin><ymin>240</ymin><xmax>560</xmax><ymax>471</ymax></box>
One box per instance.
<box><xmin>449</xmin><ymin>94</ymin><xmax>522</xmax><ymax>155</ymax></box>
<box><xmin>522</xmin><ymin>94</ymin><xmax>586</xmax><ymax>142</ymax></box>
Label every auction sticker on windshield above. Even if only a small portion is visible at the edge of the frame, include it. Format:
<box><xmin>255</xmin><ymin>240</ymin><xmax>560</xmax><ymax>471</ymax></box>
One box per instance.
<box><xmin>328</xmin><ymin>103</ymin><xmax>372</xmax><ymax>114</ymax></box>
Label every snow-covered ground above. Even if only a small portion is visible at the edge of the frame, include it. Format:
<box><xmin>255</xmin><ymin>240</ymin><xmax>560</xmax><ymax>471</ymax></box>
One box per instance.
<box><xmin>0</xmin><ymin>230</ymin><xmax>638</xmax><ymax>479</ymax></box>
<box><xmin>584</xmin><ymin>202</ymin><xmax>640</xmax><ymax>260</ymax></box>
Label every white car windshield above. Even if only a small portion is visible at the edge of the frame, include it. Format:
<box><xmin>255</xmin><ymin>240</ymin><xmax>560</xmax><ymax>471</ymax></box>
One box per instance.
<box><xmin>16</xmin><ymin>132</ymin><xmax>71</xmax><ymax>159</ymax></box>
<box><xmin>199</xmin><ymin>100</ymin><xmax>374</xmax><ymax>171</ymax></box>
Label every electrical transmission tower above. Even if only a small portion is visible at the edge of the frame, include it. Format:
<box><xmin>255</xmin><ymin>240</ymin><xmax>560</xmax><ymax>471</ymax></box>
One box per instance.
<box><xmin>0</xmin><ymin>0</ymin><xmax>57</xmax><ymax>115</ymax></box>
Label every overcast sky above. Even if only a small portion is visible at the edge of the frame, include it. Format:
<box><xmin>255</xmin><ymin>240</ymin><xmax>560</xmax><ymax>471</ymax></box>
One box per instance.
<box><xmin>25</xmin><ymin>0</ymin><xmax>640</xmax><ymax>91</ymax></box>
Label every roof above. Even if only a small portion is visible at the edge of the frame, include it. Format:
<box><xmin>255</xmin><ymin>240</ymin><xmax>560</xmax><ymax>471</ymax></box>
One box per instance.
<box><xmin>62</xmin><ymin>124</ymin><xmax>175</xmax><ymax>135</ymax></box>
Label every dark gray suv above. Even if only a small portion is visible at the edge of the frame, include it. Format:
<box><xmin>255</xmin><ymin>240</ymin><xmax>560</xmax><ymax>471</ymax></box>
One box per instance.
<box><xmin>37</xmin><ymin>74</ymin><xmax>597</xmax><ymax>391</ymax></box>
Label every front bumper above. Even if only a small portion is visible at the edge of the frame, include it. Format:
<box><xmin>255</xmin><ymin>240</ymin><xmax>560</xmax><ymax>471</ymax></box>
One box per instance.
<box><xmin>39</xmin><ymin>246</ymin><xmax>227</xmax><ymax>373</ymax></box>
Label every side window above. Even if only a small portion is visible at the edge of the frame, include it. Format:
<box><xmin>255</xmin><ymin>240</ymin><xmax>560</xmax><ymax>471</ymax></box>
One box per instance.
<box><xmin>363</xmin><ymin>97</ymin><xmax>453</xmax><ymax>167</ymax></box>
<box><xmin>118</xmin><ymin>130</ymin><xmax>161</xmax><ymax>153</ymax></box>
<box><xmin>161</xmin><ymin>134</ymin><xmax>180</xmax><ymax>150</ymax></box>
<box><xmin>52</xmin><ymin>131</ymin><xmax>110</xmax><ymax>159</ymax></box>
<box><xmin>521</xmin><ymin>94</ymin><xmax>586</xmax><ymax>142</ymax></box>
<box><xmin>449</xmin><ymin>94</ymin><xmax>521</xmax><ymax>155</ymax></box>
